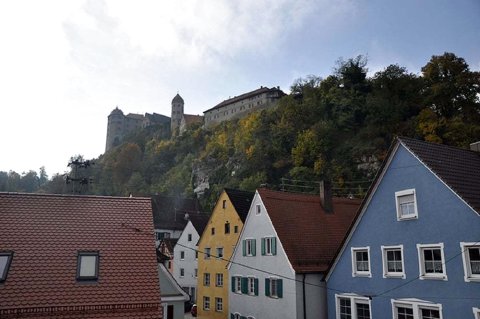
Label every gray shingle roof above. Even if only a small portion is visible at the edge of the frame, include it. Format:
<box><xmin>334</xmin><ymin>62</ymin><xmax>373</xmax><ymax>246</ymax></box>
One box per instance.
<box><xmin>224</xmin><ymin>188</ymin><xmax>255</xmax><ymax>222</ymax></box>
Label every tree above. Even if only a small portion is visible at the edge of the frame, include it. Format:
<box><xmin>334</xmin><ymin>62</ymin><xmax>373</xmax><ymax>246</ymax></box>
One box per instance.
<box><xmin>422</xmin><ymin>52</ymin><xmax>480</xmax><ymax>120</ymax></box>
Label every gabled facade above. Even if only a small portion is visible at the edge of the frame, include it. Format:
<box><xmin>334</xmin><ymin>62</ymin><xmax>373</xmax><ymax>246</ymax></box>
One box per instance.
<box><xmin>228</xmin><ymin>188</ymin><xmax>361</xmax><ymax>319</ymax></box>
<box><xmin>0</xmin><ymin>193</ymin><xmax>162</xmax><ymax>318</ymax></box>
<box><xmin>197</xmin><ymin>189</ymin><xmax>254</xmax><ymax>319</ymax></box>
<box><xmin>158</xmin><ymin>263</ymin><xmax>190</xmax><ymax>319</ymax></box>
<box><xmin>326</xmin><ymin>137</ymin><xmax>480</xmax><ymax>319</ymax></box>
<box><xmin>173</xmin><ymin>214</ymin><xmax>210</xmax><ymax>302</ymax></box>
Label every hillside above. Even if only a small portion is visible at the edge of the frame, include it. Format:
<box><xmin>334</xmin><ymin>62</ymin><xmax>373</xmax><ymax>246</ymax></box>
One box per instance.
<box><xmin>2</xmin><ymin>53</ymin><xmax>479</xmax><ymax>210</ymax></box>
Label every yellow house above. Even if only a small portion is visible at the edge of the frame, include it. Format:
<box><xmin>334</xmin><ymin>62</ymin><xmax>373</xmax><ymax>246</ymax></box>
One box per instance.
<box><xmin>197</xmin><ymin>188</ymin><xmax>254</xmax><ymax>319</ymax></box>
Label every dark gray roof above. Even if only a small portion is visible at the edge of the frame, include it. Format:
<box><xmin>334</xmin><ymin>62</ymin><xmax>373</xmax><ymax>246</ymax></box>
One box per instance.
<box><xmin>399</xmin><ymin>137</ymin><xmax>480</xmax><ymax>215</ymax></box>
<box><xmin>188</xmin><ymin>213</ymin><xmax>210</xmax><ymax>234</ymax></box>
<box><xmin>224</xmin><ymin>188</ymin><xmax>255</xmax><ymax>222</ymax></box>
<box><xmin>172</xmin><ymin>94</ymin><xmax>184</xmax><ymax>104</ymax></box>
<box><xmin>151</xmin><ymin>195</ymin><xmax>201</xmax><ymax>230</ymax></box>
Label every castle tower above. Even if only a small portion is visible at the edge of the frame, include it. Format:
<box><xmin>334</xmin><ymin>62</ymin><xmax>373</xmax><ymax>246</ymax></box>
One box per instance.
<box><xmin>105</xmin><ymin>107</ymin><xmax>125</xmax><ymax>152</ymax></box>
<box><xmin>171</xmin><ymin>93</ymin><xmax>184</xmax><ymax>135</ymax></box>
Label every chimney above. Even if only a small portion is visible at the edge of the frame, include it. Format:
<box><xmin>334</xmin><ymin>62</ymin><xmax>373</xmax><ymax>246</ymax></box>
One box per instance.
<box><xmin>470</xmin><ymin>142</ymin><xmax>480</xmax><ymax>152</ymax></box>
<box><xmin>320</xmin><ymin>180</ymin><xmax>333</xmax><ymax>213</ymax></box>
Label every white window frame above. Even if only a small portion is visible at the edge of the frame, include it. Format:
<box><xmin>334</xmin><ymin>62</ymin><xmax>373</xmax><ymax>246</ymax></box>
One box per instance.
<box><xmin>233</xmin><ymin>313</ymin><xmax>241</xmax><ymax>319</ymax></box>
<box><xmin>246</xmin><ymin>239</ymin><xmax>255</xmax><ymax>256</ymax></box>
<box><xmin>216</xmin><ymin>273</ymin><xmax>223</xmax><ymax>287</ymax></box>
<box><xmin>351</xmin><ymin>247</ymin><xmax>371</xmax><ymax>277</ymax></box>
<box><xmin>460</xmin><ymin>242</ymin><xmax>480</xmax><ymax>282</ymax></box>
<box><xmin>381</xmin><ymin>245</ymin><xmax>406</xmax><ymax>279</ymax></box>
<box><xmin>417</xmin><ymin>243</ymin><xmax>447</xmax><ymax>280</ymax></box>
<box><xmin>180</xmin><ymin>268</ymin><xmax>185</xmax><ymax>277</ymax></box>
<box><xmin>335</xmin><ymin>293</ymin><xmax>372</xmax><ymax>319</ymax></box>
<box><xmin>203</xmin><ymin>296</ymin><xmax>210</xmax><ymax>311</ymax></box>
<box><xmin>215</xmin><ymin>297</ymin><xmax>223</xmax><ymax>312</ymax></box>
<box><xmin>473</xmin><ymin>307</ymin><xmax>480</xmax><ymax>319</ymax></box>
<box><xmin>234</xmin><ymin>276</ymin><xmax>242</xmax><ymax>293</ymax></box>
<box><xmin>395</xmin><ymin>189</ymin><xmax>418</xmax><ymax>220</ymax></box>
<box><xmin>391</xmin><ymin>298</ymin><xmax>443</xmax><ymax>319</ymax></box>
<box><xmin>247</xmin><ymin>276</ymin><xmax>256</xmax><ymax>295</ymax></box>
<box><xmin>180</xmin><ymin>250</ymin><xmax>185</xmax><ymax>260</ymax></box>
<box><xmin>256</xmin><ymin>204</ymin><xmax>261</xmax><ymax>215</ymax></box>
<box><xmin>265</xmin><ymin>237</ymin><xmax>274</xmax><ymax>255</ymax></box>
<box><xmin>204</xmin><ymin>273</ymin><xmax>211</xmax><ymax>286</ymax></box>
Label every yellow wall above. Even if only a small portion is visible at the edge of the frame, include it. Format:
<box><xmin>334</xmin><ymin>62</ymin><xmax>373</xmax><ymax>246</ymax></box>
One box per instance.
<box><xmin>197</xmin><ymin>191</ymin><xmax>244</xmax><ymax>319</ymax></box>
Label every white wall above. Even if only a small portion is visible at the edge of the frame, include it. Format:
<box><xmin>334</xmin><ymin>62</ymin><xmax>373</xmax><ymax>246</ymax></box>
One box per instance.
<box><xmin>229</xmin><ymin>193</ymin><xmax>298</xmax><ymax>319</ymax></box>
<box><xmin>173</xmin><ymin>221</ymin><xmax>200</xmax><ymax>301</ymax></box>
<box><xmin>295</xmin><ymin>274</ymin><xmax>327</xmax><ymax>319</ymax></box>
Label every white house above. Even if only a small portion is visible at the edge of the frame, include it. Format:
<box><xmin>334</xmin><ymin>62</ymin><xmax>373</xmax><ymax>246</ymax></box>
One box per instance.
<box><xmin>158</xmin><ymin>263</ymin><xmax>190</xmax><ymax>319</ymax></box>
<box><xmin>172</xmin><ymin>213</ymin><xmax>210</xmax><ymax>302</ymax></box>
<box><xmin>228</xmin><ymin>188</ymin><xmax>361</xmax><ymax>319</ymax></box>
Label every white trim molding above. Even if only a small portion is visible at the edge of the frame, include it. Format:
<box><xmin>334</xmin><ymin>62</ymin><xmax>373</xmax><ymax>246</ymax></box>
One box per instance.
<box><xmin>335</xmin><ymin>293</ymin><xmax>371</xmax><ymax>319</ymax></box>
<box><xmin>351</xmin><ymin>246</ymin><xmax>372</xmax><ymax>278</ymax></box>
<box><xmin>416</xmin><ymin>243</ymin><xmax>447</xmax><ymax>281</ymax></box>
<box><xmin>391</xmin><ymin>298</ymin><xmax>443</xmax><ymax>319</ymax></box>
<box><xmin>381</xmin><ymin>245</ymin><xmax>406</xmax><ymax>279</ymax></box>
<box><xmin>460</xmin><ymin>242</ymin><xmax>480</xmax><ymax>282</ymax></box>
<box><xmin>395</xmin><ymin>189</ymin><xmax>418</xmax><ymax>221</ymax></box>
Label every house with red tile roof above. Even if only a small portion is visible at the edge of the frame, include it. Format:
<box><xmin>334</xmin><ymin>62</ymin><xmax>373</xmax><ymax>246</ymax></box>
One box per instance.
<box><xmin>228</xmin><ymin>187</ymin><xmax>361</xmax><ymax>319</ymax></box>
<box><xmin>0</xmin><ymin>193</ymin><xmax>162</xmax><ymax>319</ymax></box>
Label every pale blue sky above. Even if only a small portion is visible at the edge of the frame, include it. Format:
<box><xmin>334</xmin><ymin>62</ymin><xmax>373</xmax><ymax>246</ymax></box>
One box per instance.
<box><xmin>0</xmin><ymin>0</ymin><xmax>479</xmax><ymax>175</ymax></box>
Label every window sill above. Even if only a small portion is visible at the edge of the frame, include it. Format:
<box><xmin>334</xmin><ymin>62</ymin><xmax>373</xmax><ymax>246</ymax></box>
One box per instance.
<box><xmin>352</xmin><ymin>272</ymin><xmax>372</xmax><ymax>278</ymax></box>
<box><xmin>384</xmin><ymin>273</ymin><xmax>406</xmax><ymax>279</ymax></box>
<box><xmin>464</xmin><ymin>276</ymin><xmax>480</xmax><ymax>283</ymax></box>
<box><xmin>397</xmin><ymin>215</ymin><xmax>418</xmax><ymax>221</ymax></box>
<box><xmin>419</xmin><ymin>274</ymin><xmax>448</xmax><ymax>281</ymax></box>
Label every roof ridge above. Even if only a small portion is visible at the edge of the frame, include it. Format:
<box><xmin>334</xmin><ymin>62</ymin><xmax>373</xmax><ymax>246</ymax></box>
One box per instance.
<box><xmin>0</xmin><ymin>192</ymin><xmax>151</xmax><ymax>201</ymax></box>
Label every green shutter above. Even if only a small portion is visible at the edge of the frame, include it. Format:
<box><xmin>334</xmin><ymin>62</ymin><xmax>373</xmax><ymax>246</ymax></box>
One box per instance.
<box><xmin>230</xmin><ymin>314</ymin><xmax>234</xmax><ymax>319</ymax></box>
<box><xmin>241</xmin><ymin>277</ymin><xmax>248</xmax><ymax>294</ymax></box>
<box><xmin>231</xmin><ymin>276</ymin><xmax>235</xmax><ymax>292</ymax></box>
<box><xmin>272</xmin><ymin>237</ymin><xmax>277</xmax><ymax>255</ymax></box>
<box><xmin>254</xmin><ymin>278</ymin><xmax>259</xmax><ymax>296</ymax></box>
<box><xmin>277</xmin><ymin>279</ymin><xmax>283</xmax><ymax>298</ymax></box>
<box><xmin>242</xmin><ymin>240</ymin><xmax>246</xmax><ymax>256</ymax></box>
<box><xmin>265</xmin><ymin>278</ymin><xmax>270</xmax><ymax>296</ymax></box>
<box><xmin>252</xmin><ymin>239</ymin><xmax>256</xmax><ymax>256</ymax></box>
<box><xmin>261</xmin><ymin>237</ymin><xmax>266</xmax><ymax>255</ymax></box>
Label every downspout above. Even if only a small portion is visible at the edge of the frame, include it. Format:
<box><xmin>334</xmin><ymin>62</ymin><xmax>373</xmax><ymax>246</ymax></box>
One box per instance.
<box><xmin>303</xmin><ymin>274</ymin><xmax>307</xmax><ymax>319</ymax></box>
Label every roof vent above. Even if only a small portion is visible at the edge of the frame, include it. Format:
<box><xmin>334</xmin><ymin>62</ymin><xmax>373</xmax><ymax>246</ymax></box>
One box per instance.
<box><xmin>470</xmin><ymin>142</ymin><xmax>480</xmax><ymax>152</ymax></box>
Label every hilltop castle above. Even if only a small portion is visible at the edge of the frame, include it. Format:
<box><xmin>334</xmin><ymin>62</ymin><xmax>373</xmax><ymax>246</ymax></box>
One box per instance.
<box><xmin>105</xmin><ymin>86</ymin><xmax>285</xmax><ymax>152</ymax></box>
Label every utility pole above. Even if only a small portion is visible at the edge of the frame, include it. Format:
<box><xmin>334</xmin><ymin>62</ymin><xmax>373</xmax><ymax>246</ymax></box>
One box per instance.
<box><xmin>66</xmin><ymin>156</ymin><xmax>94</xmax><ymax>194</ymax></box>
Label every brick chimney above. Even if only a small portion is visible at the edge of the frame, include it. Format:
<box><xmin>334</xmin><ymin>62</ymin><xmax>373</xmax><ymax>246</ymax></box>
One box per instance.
<box><xmin>320</xmin><ymin>180</ymin><xmax>333</xmax><ymax>213</ymax></box>
<box><xmin>470</xmin><ymin>142</ymin><xmax>480</xmax><ymax>152</ymax></box>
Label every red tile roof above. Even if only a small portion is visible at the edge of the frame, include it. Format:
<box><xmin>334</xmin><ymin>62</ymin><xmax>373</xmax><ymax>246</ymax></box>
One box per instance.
<box><xmin>0</xmin><ymin>193</ymin><xmax>162</xmax><ymax>318</ymax></box>
<box><xmin>258</xmin><ymin>188</ymin><xmax>361</xmax><ymax>274</ymax></box>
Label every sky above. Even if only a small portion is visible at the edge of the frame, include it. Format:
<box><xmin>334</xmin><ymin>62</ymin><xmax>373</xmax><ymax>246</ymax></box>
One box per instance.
<box><xmin>0</xmin><ymin>0</ymin><xmax>479</xmax><ymax>176</ymax></box>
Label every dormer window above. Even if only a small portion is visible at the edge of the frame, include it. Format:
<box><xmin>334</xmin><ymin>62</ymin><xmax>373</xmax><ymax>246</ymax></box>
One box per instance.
<box><xmin>395</xmin><ymin>189</ymin><xmax>418</xmax><ymax>220</ymax></box>
<box><xmin>0</xmin><ymin>252</ymin><xmax>13</xmax><ymax>282</ymax></box>
<box><xmin>77</xmin><ymin>251</ymin><xmax>99</xmax><ymax>281</ymax></box>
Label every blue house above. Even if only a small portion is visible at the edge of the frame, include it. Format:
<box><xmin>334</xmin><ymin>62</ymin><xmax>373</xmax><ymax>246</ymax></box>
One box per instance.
<box><xmin>325</xmin><ymin>137</ymin><xmax>480</xmax><ymax>319</ymax></box>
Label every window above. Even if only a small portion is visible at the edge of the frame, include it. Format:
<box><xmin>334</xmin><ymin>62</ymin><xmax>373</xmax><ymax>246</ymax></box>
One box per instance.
<box><xmin>232</xmin><ymin>313</ymin><xmax>241</xmax><ymax>319</ymax></box>
<box><xmin>265</xmin><ymin>278</ymin><xmax>283</xmax><ymax>298</ymax></box>
<box><xmin>232</xmin><ymin>276</ymin><xmax>243</xmax><ymax>293</ymax></box>
<box><xmin>77</xmin><ymin>251</ymin><xmax>99</xmax><ymax>280</ymax></box>
<box><xmin>234</xmin><ymin>225</ymin><xmax>239</xmax><ymax>233</ymax></box>
<box><xmin>194</xmin><ymin>268</ymin><xmax>198</xmax><ymax>278</ymax></box>
<box><xmin>225</xmin><ymin>222</ymin><xmax>230</xmax><ymax>234</ymax></box>
<box><xmin>395</xmin><ymin>189</ymin><xmax>418</xmax><ymax>220</ymax></box>
<box><xmin>203</xmin><ymin>296</ymin><xmax>210</xmax><ymax>311</ymax></box>
<box><xmin>460</xmin><ymin>242</ymin><xmax>480</xmax><ymax>282</ymax></box>
<box><xmin>417</xmin><ymin>244</ymin><xmax>447</xmax><ymax>280</ymax></box>
<box><xmin>180</xmin><ymin>251</ymin><xmax>185</xmax><ymax>260</ymax></box>
<box><xmin>262</xmin><ymin>237</ymin><xmax>277</xmax><ymax>256</ymax></box>
<box><xmin>216</xmin><ymin>273</ymin><xmax>224</xmax><ymax>287</ymax></box>
<box><xmin>0</xmin><ymin>252</ymin><xmax>13</xmax><ymax>282</ymax></box>
<box><xmin>195</xmin><ymin>251</ymin><xmax>198</xmax><ymax>259</ymax></box>
<box><xmin>205</xmin><ymin>247</ymin><xmax>211</xmax><ymax>259</ymax></box>
<box><xmin>243</xmin><ymin>239</ymin><xmax>256</xmax><ymax>256</ymax></box>
<box><xmin>217</xmin><ymin>247</ymin><xmax>224</xmax><ymax>259</ymax></box>
<box><xmin>204</xmin><ymin>273</ymin><xmax>211</xmax><ymax>286</ymax></box>
<box><xmin>180</xmin><ymin>268</ymin><xmax>185</xmax><ymax>277</ymax></box>
<box><xmin>188</xmin><ymin>234</ymin><xmax>192</xmax><ymax>242</ymax></box>
<box><xmin>211</xmin><ymin>227</ymin><xmax>215</xmax><ymax>235</ymax></box>
<box><xmin>247</xmin><ymin>277</ymin><xmax>259</xmax><ymax>296</ymax></box>
<box><xmin>256</xmin><ymin>204</ymin><xmax>261</xmax><ymax>215</ymax></box>
<box><xmin>222</xmin><ymin>200</ymin><xmax>227</xmax><ymax>209</ymax></box>
<box><xmin>336</xmin><ymin>294</ymin><xmax>371</xmax><ymax>319</ymax></box>
<box><xmin>392</xmin><ymin>299</ymin><xmax>442</xmax><ymax>319</ymax></box>
<box><xmin>215</xmin><ymin>297</ymin><xmax>223</xmax><ymax>312</ymax></box>
<box><xmin>381</xmin><ymin>245</ymin><xmax>405</xmax><ymax>278</ymax></box>
<box><xmin>351</xmin><ymin>247</ymin><xmax>371</xmax><ymax>277</ymax></box>
<box><xmin>473</xmin><ymin>307</ymin><xmax>480</xmax><ymax>319</ymax></box>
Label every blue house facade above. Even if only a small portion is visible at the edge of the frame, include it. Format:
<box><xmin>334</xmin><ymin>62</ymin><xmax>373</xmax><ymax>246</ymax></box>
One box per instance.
<box><xmin>326</xmin><ymin>138</ymin><xmax>480</xmax><ymax>319</ymax></box>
